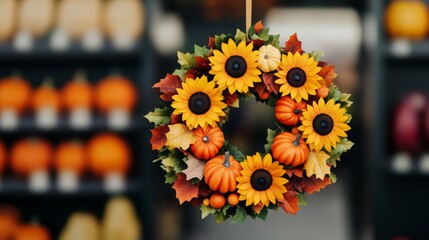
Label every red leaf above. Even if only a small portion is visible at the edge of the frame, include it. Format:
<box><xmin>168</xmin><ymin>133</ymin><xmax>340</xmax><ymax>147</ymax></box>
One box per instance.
<box><xmin>262</xmin><ymin>73</ymin><xmax>280</xmax><ymax>94</ymax></box>
<box><xmin>172</xmin><ymin>173</ymin><xmax>200</xmax><ymax>204</ymax></box>
<box><xmin>198</xmin><ymin>184</ymin><xmax>212</xmax><ymax>198</ymax></box>
<box><xmin>170</xmin><ymin>114</ymin><xmax>182</xmax><ymax>124</ymax></box>
<box><xmin>195</xmin><ymin>56</ymin><xmax>211</xmax><ymax>72</ymax></box>
<box><xmin>150</xmin><ymin>126</ymin><xmax>169</xmax><ymax>150</ymax></box>
<box><xmin>223</xmin><ymin>91</ymin><xmax>239</xmax><ymax>106</ymax></box>
<box><xmin>254</xmin><ymin>83</ymin><xmax>271</xmax><ymax>100</ymax></box>
<box><xmin>286</xmin><ymin>177</ymin><xmax>306</xmax><ymax>192</ymax></box>
<box><xmin>185</xmin><ymin>69</ymin><xmax>201</xmax><ymax>79</ymax></box>
<box><xmin>317</xmin><ymin>63</ymin><xmax>337</xmax><ymax>86</ymax></box>
<box><xmin>285</xmin><ymin>33</ymin><xmax>304</xmax><ymax>54</ymax></box>
<box><xmin>254</xmin><ymin>20</ymin><xmax>264</xmax><ymax>34</ymax></box>
<box><xmin>208</xmin><ymin>36</ymin><xmax>216</xmax><ymax>49</ymax></box>
<box><xmin>251</xmin><ymin>39</ymin><xmax>265</xmax><ymax>50</ymax></box>
<box><xmin>285</xmin><ymin>168</ymin><xmax>304</xmax><ymax>178</ymax></box>
<box><xmin>278</xmin><ymin>190</ymin><xmax>300</xmax><ymax>215</ymax></box>
<box><xmin>302</xmin><ymin>176</ymin><xmax>331</xmax><ymax>195</ymax></box>
<box><xmin>153</xmin><ymin>74</ymin><xmax>182</xmax><ymax>101</ymax></box>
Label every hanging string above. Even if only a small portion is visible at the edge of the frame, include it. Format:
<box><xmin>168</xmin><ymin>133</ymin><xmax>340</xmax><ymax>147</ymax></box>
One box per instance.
<box><xmin>246</xmin><ymin>0</ymin><xmax>252</xmax><ymax>34</ymax></box>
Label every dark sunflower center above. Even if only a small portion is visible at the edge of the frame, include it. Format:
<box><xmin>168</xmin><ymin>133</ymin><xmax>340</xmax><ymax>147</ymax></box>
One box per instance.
<box><xmin>250</xmin><ymin>169</ymin><xmax>273</xmax><ymax>191</ymax></box>
<box><xmin>225</xmin><ymin>56</ymin><xmax>247</xmax><ymax>78</ymax></box>
<box><xmin>188</xmin><ymin>92</ymin><xmax>211</xmax><ymax>115</ymax></box>
<box><xmin>286</xmin><ymin>68</ymin><xmax>307</xmax><ymax>87</ymax></box>
<box><xmin>312</xmin><ymin>114</ymin><xmax>334</xmax><ymax>136</ymax></box>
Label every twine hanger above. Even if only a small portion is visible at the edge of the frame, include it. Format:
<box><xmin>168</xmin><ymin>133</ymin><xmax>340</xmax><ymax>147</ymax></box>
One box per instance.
<box><xmin>246</xmin><ymin>0</ymin><xmax>252</xmax><ymax>34</ymax></box>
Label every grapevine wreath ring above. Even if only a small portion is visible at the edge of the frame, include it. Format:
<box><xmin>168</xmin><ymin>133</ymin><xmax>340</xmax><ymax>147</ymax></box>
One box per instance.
<box><xmin>146</xmin><ymin>22</ymin><xmax>353</xmax><ymax>222</ymax></box>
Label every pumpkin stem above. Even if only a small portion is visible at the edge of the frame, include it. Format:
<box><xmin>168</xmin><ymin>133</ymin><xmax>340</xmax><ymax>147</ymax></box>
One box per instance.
<box><xmin>292</xmin><ymin>134</ymin><xmax>301</xmax><ymax>146</ymax></box>
<box><xmin>224</xmin><ymin>151</ymin><xmax>231</xmax><ymax>168</ymax></box>
<box><xmin>294</xmin><ymin>109</ymin><xmax>302</xmax><ymax>115</ymax></box>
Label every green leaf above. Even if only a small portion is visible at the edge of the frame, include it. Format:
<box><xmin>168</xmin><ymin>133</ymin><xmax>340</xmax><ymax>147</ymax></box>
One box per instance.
<box><xmin>161</xmin><ymin>157</ymin><xmax>176</xmax><ymax>168</ymax></box>
<box><xmin>145</xmin><ymin>107</ymin><xmax>172</xmax><ymax>126</ymax></box>
<box><xmin>177</xmin><ymin>52</ymin><xmax>195</xmax><ymax>69</ymax></box>
<box><xmin>201</xmin><ymin>205</ymin><xmax>216</xmax><ymax>219</ymax></box>
<box><xmin>256</xmin><ymin>208</ymin><xmax>268</xmax><ymax>220</ymax></box>
<box><xmin>165</xmin><ymin>171</ymin><xmax>177</xmax><ymax>184</ymax></box>
<box><xmin>231</xmin><ymin>205</ymin><xmax>247</xmax><ymax>223</ymax></box>
<box><xmin>298</xmin><ymin>193</ymin><xmax>307</xmax><ymax>207</ymax></box>
<box><xmin>224</xmin><ymin>141</ymin><xmax>245</xmax><ymax>161</ymax></box>
<box><xmin>173</xmin><ymin>158</ymin><xmax>187</xmax><ymax>173</ymax></box>
<box><xmin>194</xmin><ymin>44</ymin><xmax>210</xmax><ymax>57</ymax></box>
<box><xmin>339</xmin><ymin>93</ymin><xmax>353</xmax><ymax>108</ymax></box>
<box><xmin>266</xmin><ymin>34</ymin><xmax>280</xmax><ymax>48</ymax></box>
<box><xmin>221</xmin><ymin>204</ymin><xmax>233</xmax><ymax>216</ymax></box>
<box><xmin>310</xmin><ymin>50</ymin><xmax>325</xmax><ymax>62</ymax></box>
<box><xmin>214</xmin><ymin>212</ymin><xmax>227</xmax><ymax>223</ymax></box>
<box><xmin>215</xmin><ymin>34</ymin><xmax>233</xmax><ymax>50</ymax></box>
<box><xmin>264</xmin><ymin>128</ymin><xmax>279</xmax><ymax>153</ymax></box>
<box><xmin>327</xmin><ymin>85</ymin><xmax>341</xmax><ymax>102</ymax></box>
<box><xmin>235</xmin><ymin>29</ymin><xmax>247</xmax><ymax>43</ymax></box>
<box><xmin>173</xmin><ymin>68</ymin><xmax>186</xmax><ymax>80</ymax></box>
<box><xmin>328</xmin><ymin>139</ymin><xmax>354</xmax><ymax>167</ymax></box>
<box><xmin>330</xmin><ymin>172</ymin><xmax>337</xmax><ymax>183</ymax></box>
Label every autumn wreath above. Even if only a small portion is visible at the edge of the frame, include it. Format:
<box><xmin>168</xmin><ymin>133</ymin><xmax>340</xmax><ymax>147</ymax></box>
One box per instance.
<box><xmin>145</xmin><ymin>21</ymin><xmax>353</xmax><ymax>222</ymax></box>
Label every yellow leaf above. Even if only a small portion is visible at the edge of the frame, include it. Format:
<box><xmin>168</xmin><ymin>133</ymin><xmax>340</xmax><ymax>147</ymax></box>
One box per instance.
<box><xmin>165</xmin><ymin>124</ymin><xmax>196</xmax><ymax>150</ymax></box>
<box><xmin>304</xmin><ymin>151</ymin><xmax>331</xmax><ymax>180</ymax></box>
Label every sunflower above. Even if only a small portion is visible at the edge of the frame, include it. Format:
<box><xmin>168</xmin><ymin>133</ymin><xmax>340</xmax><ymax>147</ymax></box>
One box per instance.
<box><xmin>237</xmin><ymin>153</ymin><xmax>288</xmax><ymax>207</ymax></box>
<box><xmin>209</xmin><ymin>39</ymin><xmax>261</xmax><ymax>94</ymax></box>
<box><xmin>275</xmin><ymin>52</ymin><xmax>323</xmax><ymax>102</ymax></box>
<box><xmin>298</xmin><ymin>98</ymin><xmax>351</xmax><ymax>152</ymax></box>
<box><xmin>171</xmin><ymin>75</ymin><xmax>227</xmax><ymax>129</ymax></box>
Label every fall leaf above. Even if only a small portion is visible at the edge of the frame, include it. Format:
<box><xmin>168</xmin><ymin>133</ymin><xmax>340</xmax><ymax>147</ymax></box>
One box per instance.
<box><xmin>254</xmin><ymin>20</ymin><xmax>264</xmax><ymax>34</ymax></box>
<box><xmin>285</xmin><ymin>168</ymin><xmax>304</xmax><ymax>178</ymax></box>
<box><xmin>254</xmin><ymin>82</ymin><xmax>271</xmax><ymax>100</ymax></box>
<box><xmin>150</xmin><ymin>126</ymin><xmax>169</xmax><ymax>150</ymax></box>
<box><xmin>285</xmin><ymin>33</ymin><xmax>304</xmax><ymax>54</ymax></box>
<box><xmin>223</xmin><ymin>91</ymin><xmax>239</xmax><ymax>107</ymax></box>
<box><xmin>172</xmin><ymin>173</ymin><xmax>200</xmax><ymax>204</ymax></box>
<box><xmin>201</xmin><ymin>205</ymin><xmax>216</xmax><ymax>219</ymax></box>
<box><xmin>153</xmin><ymin>74</ymin><xmax>182</xmax><ymax>101</ymax></box>
<box><xmin>198</xmin><ymin>184</ymin><xmax>212</xmax><ymax>198</ymax></box>
<box><xmin>262</xmin><ymin>73</ymin><xmax>280</xmax><ymax>94</ymax></box>
<box><xmin>317</xmin><ymin>63</ymin><xmax>337</xmax><ymax>86</ymax></box>
<box><xmin>208</xmin><ymin>36</ymin><xmax>216</xmax><ymax>49</ymax></box>
<box><xmin>304</xmin><ymin>151</ymin><xmax>331</xmax><ymax>180</ymax></box>
<box><xmin>170</xmin><ymin>114</ymin><xmax>182</xmax><ymax>124</ymax></box>
<box><xmin>278</xmin><ymin>190</ymin><xmax>300</xmax><ymax>215</ymax></box>
<box><xmin>165</xmin><ymin>124</ymin><xmax>196</xmax><ymax>150</ymax></box>
<box><xmin>252</xmin><ymin>203</ymin><xmax>265</xmax><ymax>214</ymax></box>
<box><xmin>182</xmin><ymin>155</ymin><xmax>206</xmax><ymax>181</ymax></box>
<box><xmin>302</xmin><ymin>176</ymin><xmax>332</xmax><ymax>195</ymax></box>
<box><xmin>145</xmin><ymin>107</ymin><xmax>172</xmax><ymax>126</ymax></box>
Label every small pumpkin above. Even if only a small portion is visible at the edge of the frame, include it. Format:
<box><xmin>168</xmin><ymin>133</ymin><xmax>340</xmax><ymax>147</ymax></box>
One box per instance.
<box><xmin>54</xmin><ymin>140</ymin><xmax>86</xmax><ymax>175</ymax></box>
<box><xmin>0</xmin><ymin>75</ymin><xmax>31</xmax><ymax>114</ymax></box>
<box><xmin>94</xmin><ymin>75</ymin><xmax>137</xmax><ymax>113</ymax></box>
<box><xmin>0</xmin><ymin>205</ymin><xmax>20</xmax><ymax>240</ymax></box>
<box><xmin>0</xmin><ymin>141</ymin><xmax>6</xmax><ymax>173</ymax></box>
<box><xmin>190</xmin><ymin>126</ymin><xmax>224</xmax><ymax>160</ymax></box>
<box><xmin>11</xmin><ymin>138</ymin><xmax>52</xmax><ymax>176</ymax></box>
<box><xmin>62</xmin><ymin>71</ymin><xmax>94</xmax><ymax>111</ymax></box>
<box><xmin>275</xmin><ymin>96</ymin><xmax>307</xmax><ymax>126</ymax></box>
<box><xmin>271</xmin><ymin>132</ymin><xmax>309</xmax><ymax>167</ymax></box>
<box><xmin>14</xmin><ymin>224</ymin><xmax>51</xmax><ymax>240</ymax></box>
<box><xmin>87</xmin><ymin>134</ymin><xmax>130</xmax><ymax>176</ymax></box>
<box><xmin>31</xmin><ymin>79</ymin><xmax>62</xmax><ymax>112</ymax></box>
<box><xmin>204</xmin><ymin>152</ymin><xmax>242</xmax><ymax>193</ymax></box>
<box><xmin>385</xmin><ymin>0</ymin><xmax>429</xmax><ymax>40</ymax></box>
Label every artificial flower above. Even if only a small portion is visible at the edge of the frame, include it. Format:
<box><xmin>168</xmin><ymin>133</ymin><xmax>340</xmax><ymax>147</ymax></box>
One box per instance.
<box><xmin>258</xmin><ymin>45</ymin><xmax>281</xmax><ymax>72</ymax></box>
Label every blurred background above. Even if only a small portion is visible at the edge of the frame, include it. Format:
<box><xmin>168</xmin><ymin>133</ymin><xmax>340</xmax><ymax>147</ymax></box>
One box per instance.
<box><xmin>0</xmin><ymin>0</ymin><xmax>427</xmax><ymax>239</ymax></box>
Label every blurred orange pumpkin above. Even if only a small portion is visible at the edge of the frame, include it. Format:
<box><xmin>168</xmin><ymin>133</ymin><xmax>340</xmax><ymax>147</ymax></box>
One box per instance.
<box><xmin>54</xmin><ymin>140</ymin><xmax>86</xmax><ymax>175</ymax></box>
<box><xmin>95</xmin><ymin>75</ymin><xmax>137</xmax><ymax>113</ymax></box>
<box><xmin>0</xmin><ymin>206</ymin><xmax>20</xmax><ymax>240</ymax></box>
<box><xmin>11</xmin><ymin>138</ymin><xmax>52</xmax><ymax>176</ymax></box>
<box><xmin>0</xmin><ymin>141</ymin><xmax>6</xmax><ymax>173</ymax></box>
<box><xmin>14</xmin><ymin>224</ymin><xmax>50</xmax><ymax>240</ymax></box>
<box><xmin>385</xmin><ymin>0</ymin><xmax>429</xmax><ymax>40</ymax></box>
<box><xmin>87</xmin><ymin>134</ymin><xmax>130</xmax><ymax>176</ymax></box>
<box><xmin>63</xmin><ymin>72</ymin><xmax>93</xmax><ymax>111</ymax></box>
<box><xmin>0</xmin><ymin>76</ymin><xmax>31</xmax><ymax>114</ymax></box>
<box><xmin>31</xmin><ymin>80</ymin><xmax>62</xmax><ymax>112</ymax></box>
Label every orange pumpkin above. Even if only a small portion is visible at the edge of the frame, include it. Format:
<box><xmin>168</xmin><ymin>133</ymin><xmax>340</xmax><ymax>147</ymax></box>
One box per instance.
<box><xmin>0</xmin><ymin>76</ymin><xmax>31</xmax><ymax>114</ymax></box>
<box><xmin>204</xmin><ymin>152</ymin><xmax>242</xmax><ymax>193</ymax></box>
<box><xmin>94</xmin><ymin>75</ymin><xmax>137</xmax><ymax>113</ymax></box>
<box><xmin>14</xmin><ymin>224</ymin><xmax>50</xmax><ymax>240</ymax></box>
<box><xmin>190</xmin><ymin>126</ymin><xmax>224</xmax><ymax>160</ymax></box>
<box><xmin>87</xmin><ymin>134</ymin><xmax>130</xmax><ymax>176</ymax></box>
<box><xmin>385</xmin><ymin>0</ymin><xmax>429</xmax><ymax>40</ymax></box>
<box><xmin>62</xmin><ymin>72</ymin><xmax>93</xmax><ymax>110</ymax></box>
<box><xmin>0</xmin><ymin>206</ymin><xmax>20</xmax><ymax>240</ymax></box>
<box><xmin>0</xmin><ymin>141</ymin><xmax>6</xmax><ymax>173</ymax></box>
<box><xmin>11</xmin><ymin>138</ymin><xmax>52</xmax><ymax>176</ymax></box>
<box><xmin>31</xmin><ymin>80</ymin><xmax>62</xmax><ymax>112</ymax></box>
<box><xmin>271</xmin><ymin>132</ymin><xmax>309</xmax><ymax>167</ymax></box>
<box><xmin>275</xmin><ymin>96</ymin><xmax>307</xmax><ymax>126</ymax></box>
<box><xmin>54</xmin><ymin>140</ymin><xmax>86</xmax><ymax>175</ymax></box>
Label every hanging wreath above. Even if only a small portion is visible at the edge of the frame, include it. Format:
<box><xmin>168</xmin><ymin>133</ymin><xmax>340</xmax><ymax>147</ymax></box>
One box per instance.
<box><xmin>145</xmin><ymin>21</ymin><xmax>353</xmax><ymax>223</ymax></box>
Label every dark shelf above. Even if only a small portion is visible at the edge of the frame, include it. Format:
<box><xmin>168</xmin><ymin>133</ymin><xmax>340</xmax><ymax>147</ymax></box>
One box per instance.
<box><xmin>383</xmin><ymin>40</ymin><xmax>429</xmax><ymax>59</ymax></box>
<box><xmin>0</xmin><ymin>179</ymin><xmax>142</xmax><ymax>197</ymax></box>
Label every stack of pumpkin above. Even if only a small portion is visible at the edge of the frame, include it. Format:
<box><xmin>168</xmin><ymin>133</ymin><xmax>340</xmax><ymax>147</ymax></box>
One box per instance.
<box><xmin>0</xmin><ymin>0</ymin><xmax>144</xmax><ymax>51</ymax></box>
<box><xmin>0</xmin><ymin>205</ymin><xmax>51</xmax><ymax>240</ymax></box>
<box><xmin>0</xmin><ymin>133</ymin><xmax>131</xmax><ymax>192</ymax></box>
<box><xmin>385</xmin><ymin>0</ymin><xmax>429</xmax><ymax>40</ymax></box>
<box><xmin>0</xmin><ymin>71</ymin><xmax>137</xmax><ymax>130</ymax></box>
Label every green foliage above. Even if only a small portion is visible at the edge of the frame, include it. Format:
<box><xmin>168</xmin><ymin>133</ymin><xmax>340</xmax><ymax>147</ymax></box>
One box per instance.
<box><xmin>177</xmin><ymin>52</ymin><xmax>195</xmax><ymax>69</ymax></box>
<box><xmin>231</xmin><ymin>205</ymin><xmax>247</xmax><ymax>223</ymax></box>
<box><xmin>201</xmin><ymin>205</ymin><xmax>216</xmax><ymax>219</ymax></box>
<box><xmin>234</xmin><ymin>29</ymin><xmax>247</xmax><ymax>43</ymax></box>
<box><xmin>194</xmin><ymin>44</ymin><xmax>210</xmax><ymax>57</ymax></box>
<box><xmin>264</xmin><ymin>128</ymin><xmax>280</xmax><ymax>153</ymax></box>
<box><xmin>327</xmin><ymin>138</ymin><xmax>354</xmax><ymax>167</ymax></box>
<box><xmin>145</xmin><ymin>107</ymin><xmax>172</xmax><ymax>126</ymax></box>
<box><xmin>223</xmin><ymin>141</ymin><xmax>246</xmax><ymax>161</ymax></box>
<box><xmin>310</xmin><ymin>50</ymin><xmax>325</xmax><ymax>61</ymax></box>
<box><xmin>298</xmin><ymin>193</ymin><xmax>308</xmax><ymax>207</ymax></box>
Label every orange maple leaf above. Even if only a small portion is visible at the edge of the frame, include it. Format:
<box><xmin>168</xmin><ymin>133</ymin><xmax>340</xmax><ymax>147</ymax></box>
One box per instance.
<box><xmin>150</xmin><ymin>125</ymin><xmax>169</xmax><ymax>150</ymax></box>
<box><xmin>278</xmin><ymin>190</ymin><xmax>300</xmax><ymax>215</ymax></box>
<box><xmin>153</xmin><ymin>74</ymin><xmax>182</xmax><ymax>101</ymax></box>
<box><xmin>262</xmin><ymin>73</ymin><xmax>280</xmax><ymax>94</ymax></box>
<box><xmin>318</xmin><ymin>62</ymin><xmax>337</xmax><ymax>86</ymax></box>
<box><xmin>285</xmin><ymin>168</ymin><xmax>304</xmax><ymax>178</ymax></box>
<box><xmin>302</xmin><ymin>176</ymin><xmax>331</xmax><ymax>195</ymax></box>
<box><xmin>172</xmin><ymin>173</ymin><xmax>200</xmax><ymax>204</ymax></box>
<box><xmin>285</xmin><ymin>33</ymin><xmax>304</xmax><ymax>54</ymax></box>
<box><xmin>254</xmin><ymin>20</ymin><xmax>264</xmax><ymax>34</ymax></box>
